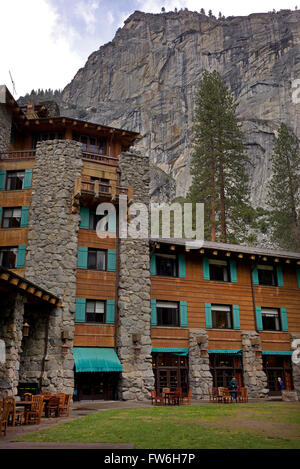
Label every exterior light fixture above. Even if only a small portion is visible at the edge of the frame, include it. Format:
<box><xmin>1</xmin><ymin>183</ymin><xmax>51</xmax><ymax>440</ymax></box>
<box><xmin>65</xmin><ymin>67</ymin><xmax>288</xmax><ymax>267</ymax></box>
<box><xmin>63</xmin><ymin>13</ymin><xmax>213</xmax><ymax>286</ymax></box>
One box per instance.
<box><xmin>22</xmin><ymin>322</ymin><xmax>30</xmax><ymax>337</ymax></box>
<box><xmin>61</xmin><ymin>343</ymin><xmax>69</xmax><ymax>355</ymax></box>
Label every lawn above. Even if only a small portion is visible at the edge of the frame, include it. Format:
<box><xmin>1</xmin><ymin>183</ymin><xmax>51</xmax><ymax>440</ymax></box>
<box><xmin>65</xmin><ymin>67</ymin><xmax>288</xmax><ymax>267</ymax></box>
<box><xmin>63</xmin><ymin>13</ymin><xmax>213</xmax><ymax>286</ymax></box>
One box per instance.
<box><xmin>17</xmin><ymin>402</ymin><xmax>300</xmax><ymax>449</ymax></box>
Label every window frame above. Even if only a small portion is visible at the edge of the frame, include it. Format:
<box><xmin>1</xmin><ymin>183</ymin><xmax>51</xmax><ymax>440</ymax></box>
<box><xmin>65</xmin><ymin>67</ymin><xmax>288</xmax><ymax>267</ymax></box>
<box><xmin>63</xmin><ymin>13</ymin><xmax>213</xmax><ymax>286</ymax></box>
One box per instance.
<box><xmin>0</xmin><ymin>246</ymin><xmax>18</xmax><ymax>268</ymax></box>
<box><xmin>85</xmin><ymin>300</ymin><xmax>106</xmax><ymax>324</ymax></box>
<box><xmin>261</xmin><ymin>307</ymin><xmax>281</xmax><ymax>331</ymax></box>
<box><xmin>156</xmin><ymin>253</ymin><xmax>178</xmax><ymax>278</ymax></box>
<box><xmin>87</xmin><ymin>248</ymin><xmax>107</xmax><ymax>271</ymax></box>
<box><xmin>1</xmin><ymin>207</ymin><xmax>22</xmax><ymax>228</ymax></box>
<box><xmin>209</xmin><ymin>259</ymin><xmax>230</xmax><ymax>282</ymax></box>
<box><xmin>73</xmin><ymin>134</ymin><xmax>107</xmax><ymax>155</ymax></box>
<box><xmin>156</xmin><ymin>301</ymin><xmax>180</xmax><ymax>327</ymax></box>
<box><xmin>257</xmin><ymin>264</ymin><xmax>278</xmax><ymax>287</ymax></box>
<box><xmin>211</xmin><ymin>304</ymin><xmax>233</xmax><ymax>330</ymax></box>
<box><xmin>5</xmin><ymin>170</ymin><xmax>25</xmax><ymax>191</ymax></box>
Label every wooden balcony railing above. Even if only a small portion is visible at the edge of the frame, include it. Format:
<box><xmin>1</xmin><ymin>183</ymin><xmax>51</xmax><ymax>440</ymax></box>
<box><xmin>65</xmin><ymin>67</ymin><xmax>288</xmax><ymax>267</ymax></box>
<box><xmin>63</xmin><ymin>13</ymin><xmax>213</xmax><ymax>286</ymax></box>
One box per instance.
<box><xmin>0</xmin><ymin>150</ymin><xmax>36</xmax><ymax>161</ymax></box>
<box><xmin>82</xmin><ymin>151</ymin><xmax>119</xmax><ymax>166</ymax></box>
<box><xmin>74</xmin><ymin>177</ymin><xmax>128</xmax><ymax>200</ymax></box>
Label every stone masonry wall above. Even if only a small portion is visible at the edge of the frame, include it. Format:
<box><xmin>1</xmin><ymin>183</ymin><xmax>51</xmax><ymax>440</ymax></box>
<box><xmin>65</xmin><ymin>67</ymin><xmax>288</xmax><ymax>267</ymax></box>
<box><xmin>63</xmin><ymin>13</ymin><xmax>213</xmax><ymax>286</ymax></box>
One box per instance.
<box><xmin>0</xmin><ymin>102</ymin><xmax>11</xmax><ymax>152</ymax></box>
<box><xmin>189</xmin><ymin>330</ymin><xmax>213</xmax><ymax>400</ymax></box>
<box><xmin>241</xmin><ymin>331</ymin><xmax>268</xmax><ymax>398</ymax></box>
<box><xmin>0</xmin><ymin>294</ymin><xmax>25</xmax><ymax>398</ymax></box>
<box><xmin>23</xmin><ymin>140</ymin><xmax>83</xmax><ymax>394</ymax></box>
<box><xmin>118</xmin><ymin>151</ymin><xmax>155</xmax><ymax>400</ymax></box>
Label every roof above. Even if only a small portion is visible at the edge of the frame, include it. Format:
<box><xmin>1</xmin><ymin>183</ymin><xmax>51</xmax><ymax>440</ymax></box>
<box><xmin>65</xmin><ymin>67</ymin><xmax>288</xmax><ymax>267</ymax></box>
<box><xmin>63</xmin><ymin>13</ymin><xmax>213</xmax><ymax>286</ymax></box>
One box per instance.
<box><xmin>0</xmin><ymin>266</ymin><xmax>61</xmax><ymax>306</ymax></box>
<box><xmin>150</xmin><ymin>237</ymin><xmax>300</xmax><ymax>261</ymax></box>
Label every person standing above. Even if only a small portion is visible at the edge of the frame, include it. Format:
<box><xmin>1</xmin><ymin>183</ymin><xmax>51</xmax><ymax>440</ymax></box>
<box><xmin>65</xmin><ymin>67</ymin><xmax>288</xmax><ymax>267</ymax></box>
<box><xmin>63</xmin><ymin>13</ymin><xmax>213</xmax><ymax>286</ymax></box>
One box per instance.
<box><xmin>229</xmin><ymin>376</ymin><xmax>238</xmax><ymax>401</ymax></box>
<box><xmin>278</xmin><ymin>377</ymin><xmax>285</xmax><ymax>391</ymax></box>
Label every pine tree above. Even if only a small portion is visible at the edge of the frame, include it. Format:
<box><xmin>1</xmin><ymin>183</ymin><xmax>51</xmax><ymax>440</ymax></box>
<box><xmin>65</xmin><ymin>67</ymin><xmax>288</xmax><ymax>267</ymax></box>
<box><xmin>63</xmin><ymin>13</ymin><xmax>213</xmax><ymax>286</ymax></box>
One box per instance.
<box><xmin>187</xmin><ymin>70</ymin><xmax>254</xmax><ymax>244</ymax></box>
<box><xmin>267</xmin><ymin>123</ymin><xmax>300</xmax><ymax>250</ymax></box>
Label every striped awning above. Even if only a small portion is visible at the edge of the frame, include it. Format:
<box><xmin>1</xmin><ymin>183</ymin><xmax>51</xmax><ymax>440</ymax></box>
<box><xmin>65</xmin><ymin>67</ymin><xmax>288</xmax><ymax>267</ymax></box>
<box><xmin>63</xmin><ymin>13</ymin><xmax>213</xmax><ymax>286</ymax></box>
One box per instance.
<box><xmin>152</xmin><ymin>348</ymin><xmax>189</xmax><ymax>356</ymax></box>
<box><xmin>73</xmin><ymin>347</ymin><xmax>122</xmax><ymax>373</ymax></box>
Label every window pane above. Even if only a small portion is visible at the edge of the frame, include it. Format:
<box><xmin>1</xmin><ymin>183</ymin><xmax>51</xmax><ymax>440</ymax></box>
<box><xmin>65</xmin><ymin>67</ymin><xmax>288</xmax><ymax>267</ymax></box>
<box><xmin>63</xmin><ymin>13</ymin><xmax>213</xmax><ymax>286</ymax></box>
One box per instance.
<box><xmin>262</xmin><ymin>309</ymin><xmax>280</xmax><ymax>331</ymax></box>
<box><xmin>209</xmin><ymin>262</ymin><xmax>229</xmax><ymax>281</ymax></box>
<box><xmin>95</xmin><ymin>301</ymin><xmax>105</xmax><ymax>313</ymax></box>
<box><xmin>156</xmin><ymin>254</ymin><xmax>177</xmax><ymax>277</ymax></box>
<box><xmin>87</xmin><ymin>251</ymin><xmax>97</xmax><ymax>269</ymax></box>
<box><xmin>86</xmin><ymin>301</ymin><xmax>95</xmax><ymax>313</ymax></box>
<box><xmin>258</xmin><ymin>266</ymin><xmax>276</xmax><ymax>286</ymax></box>
<box><xmin>157</xmin><ymin>302</ymin><xmax>179</xmax><ymax>326</ymax></box>
<box><xmin>97</xmin><ymin>251</ymin><xmax>106</xmax><ymax>270</ymax></box>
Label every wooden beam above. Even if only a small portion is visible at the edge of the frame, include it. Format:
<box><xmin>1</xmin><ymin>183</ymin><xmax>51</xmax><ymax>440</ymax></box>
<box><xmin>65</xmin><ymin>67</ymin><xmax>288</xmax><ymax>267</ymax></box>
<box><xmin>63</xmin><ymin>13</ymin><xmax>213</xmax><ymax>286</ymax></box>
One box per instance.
<box><xmin>9</xmin><ymin>278</ymin><xmax>19</xmax><ymax>286</ymax></box>
<box><xmin>0</xmin><ymin>273</ymin><xmax>10</xmax><ymax>281</ymax></box>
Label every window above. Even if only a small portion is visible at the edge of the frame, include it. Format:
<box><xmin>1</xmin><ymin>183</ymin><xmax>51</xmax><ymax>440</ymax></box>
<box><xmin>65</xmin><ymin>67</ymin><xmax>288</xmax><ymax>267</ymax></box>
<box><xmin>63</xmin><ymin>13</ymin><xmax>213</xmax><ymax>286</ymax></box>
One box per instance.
<box><xmin>261</xmin><ymin>308</ymin><xmax>281</xmax><ymax>331</ymax></box>
<box><xmin>85</xmin><ymin>300</ymin><xmax>105</xmax><ymax>323</ymax></box>
<box><xmin>156</xmin><ymin>254</ymin><xmax>177</xmax><ymax>277</ymax></box>
<box><xmin>89</xmin><ymin>211</ymin><xmax>105</xmax><ymax>230</ymax></box>
<box><xmin>6</xmin><ymin>171</ymin><xmax>25</xmax><ymax>190</ymax></box>
<box><xmin>32</xmin><ymin>132</ymin><xmax>64</xmax><ymax>148</ymax></box>
<box><xmin>1</xmin><ymin>207</ymin><xmax>21</xmax><ymax>228</ymax></box>
<box><xmin>74</xmin><ymin>134</ymin><xmax>106</xmax><ymax>155</ymax></box>
<box><xmin>91</xmin><ymin>177</ymin><xmax>110</xmax><ymax>194</ymax></box>
<box><xmin>87</xmin><ymin>249</ymin><xmax>106</xmax><ymax>271</ymax></box>
<box><xmin>0</xmin><ymin>247</ymin><xmax>18</xmax><ymax>268</ymax></box>
<box><xmin>156</xmin><ymin>301</ymin><xmax>179</xmax><ymax>327</ymax></box>
<box><xmin>209</xmin><ymin>259</ymin><xmax>230</xmax><ymax>282</ymax></box>
<box><xmin>257</xmin><ymin>265</ymin><xmax>277</xmax><ymax>286</ymax></box>
<box><xmin>212</xmin><ymin>305</ymin><xmax>233</xmax><ymax>329</ymax></box>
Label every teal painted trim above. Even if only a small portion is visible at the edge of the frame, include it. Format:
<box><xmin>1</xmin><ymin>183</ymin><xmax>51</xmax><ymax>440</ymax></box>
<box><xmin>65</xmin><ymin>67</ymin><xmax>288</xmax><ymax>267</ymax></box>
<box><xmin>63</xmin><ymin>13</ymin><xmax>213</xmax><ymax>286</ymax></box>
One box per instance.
<box><xmin>232</xmin><ymin>304</ymin><xmax>240</xmax><ymax>330</ymax></box>
<box><xmin>276</xmin><ymin>265</ymin><xmax>284</xmax><ymax>287</ymax></box>
<box><xmin>150</xmin><ymin>253</ymin><xmax>156</xmax><ymax>275</ymax></box>
<box><xmin>209</xmin><ymin>349</ymin><xmax>242</xmax><ymax>355</ymax></box>
<box><xmin>203</xmin><ymin>256</ymin><xmax>210</xmax><ymax>280</ymax></box>
<box><xmin>20</xmin><ymin>206</ymin><xmax>29</xmax><ymax>227</ymax></box>
<box><xmin>106</xmin><ymin>300</ymin><xmax>115</xmax><ymax>324</ymax></box>
<box><xmin>261</xmin><ymin>351</ymin><xmax>292</xmax><ymax>356</ymax></box>
<box><xmin>229</xmin><ymin>260</ymin><xmax>237</xmax><ymax>283</ymax></box>
<box><xmin>252</xmin><ymin>266</ymin><xmax>259</xmax><ymax>285</ymax></box>
<box><xmin>205</xmin><ymin>303</ymin><xmax>212</xmax><ymax>328</ymax></box>
<box><xmin>151</xmin><ymin>299</ymin><xmax>157</xmax><ymax>326</ymax></box>
<box><xmin>75</xmin><ymin>298</ymin><xmax>86</xmax><ymax>323</ymax></box>
<box><xmin>108</xmin><ymin>210</ymin><xmax>116</xmax><ymax>233</ymax></box>
<box><xmin>0</xmin><ymin>170</ymin><xmax>6</xmax><ymax>190</ymax></box>
<box><xmin>178</xmin><ymin>253</ymin><xmax>186</xmax><ymax>278</ymax></box>
<box><xmin>180</xmin><ymin>301</ymin><xmax>188</xmax><ymax>327</ymax></box>
<box><xmin>152</xmin><ymin>348</ymin><xmax>189</xmax><ymax>356</ymax></box>
<box><xmin>16</xmin><ymin>245</ymin><xmax>26</xmax><ymax>268</ymax></box>
<box><xmin>255</xmin><ymin>306</ymin><xmax>263</xmax><ymax>331</ymax></box>
<box><xmin>107</xmin><ymin>250</ymin><xmax>116</xmax><ymax>272</ymax></box>
<box><xmin>296</xmin><ymin>268</ymin><xmax>300</xmax><ymax>288</ymax></box>
<box><xmin>77</xmin><ymin>246</ymin><xmax>88</xmax><ymax>269</ymax></box>
<box><xmin>280</xmin><ymin>307</ymin><xmax>288</xmax><ymax>331</ymax></box>
<box><xmin>23</xmin><ymin>169</ymin><xmax>33</xmax><ymax>189</ymax></box>
<box><xmin>79</xmin><ymin>207</ymin><xmax>89</xmax><ymax>229</ymax></box>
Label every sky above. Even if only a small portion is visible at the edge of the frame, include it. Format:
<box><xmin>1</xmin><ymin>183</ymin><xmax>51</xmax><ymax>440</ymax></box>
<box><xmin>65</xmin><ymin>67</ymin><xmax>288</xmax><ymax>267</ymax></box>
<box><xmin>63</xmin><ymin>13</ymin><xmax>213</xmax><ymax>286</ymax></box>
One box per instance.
<box><xmin>1</xmin><ymin>0</ymin><xmax>299</xmax><ymax>98</ymax></box>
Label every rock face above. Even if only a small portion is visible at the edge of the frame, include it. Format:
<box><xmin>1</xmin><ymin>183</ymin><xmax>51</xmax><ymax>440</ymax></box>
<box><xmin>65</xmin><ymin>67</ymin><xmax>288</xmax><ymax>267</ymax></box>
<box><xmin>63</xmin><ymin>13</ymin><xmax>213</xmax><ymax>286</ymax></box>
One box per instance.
<box><xmin>21</xmin><ymin>9</ymin><xmax>300</xmax><ymax>207</ymax></box>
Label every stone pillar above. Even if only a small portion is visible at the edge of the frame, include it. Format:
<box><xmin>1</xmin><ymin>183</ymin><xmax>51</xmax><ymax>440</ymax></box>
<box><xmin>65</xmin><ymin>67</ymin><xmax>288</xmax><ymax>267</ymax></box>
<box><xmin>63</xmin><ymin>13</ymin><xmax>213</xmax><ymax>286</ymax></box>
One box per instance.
<box><xmin>0</xmin><ymin>294</ymin><xmax>25</xmax><ymax>397</ymax></box>
<box><xmin>0</xmin><ymin>96</ymin><xmax>12</xmax><ymax>152</ymax></box>
<box><xmin>241</xmin><ymin>331</ymin><xmax>268</xmax><ymax>398</ymax></box>
<box><xmin>291</xmin><ymin>333</ymin><xmax>300</xmax><ymax>398</ymax></box>
<box><xmin>24</xmin><ymin>140</ymin><xmax>83</xmax><ymax>394</ymax></box>
<box><xmin>117</xmin><ymin>151</ymin><xmax>155</xmax><ymax>400</ymax></box>
<box><xmin>189</xmin><ymin>329</ymin><xmax>212</xmax><ymax>400</ymax></box>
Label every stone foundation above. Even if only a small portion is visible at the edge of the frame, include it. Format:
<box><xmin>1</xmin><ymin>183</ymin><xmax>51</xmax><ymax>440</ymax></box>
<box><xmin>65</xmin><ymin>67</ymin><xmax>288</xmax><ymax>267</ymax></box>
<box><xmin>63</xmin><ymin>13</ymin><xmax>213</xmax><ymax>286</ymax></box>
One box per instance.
<box><xmin>117</xmin><ymin>151</ymin><xmax>155</xmax><ymax>400</ymax></box>
<box><xmin>23</xmin><ymin>139</ymin><xmax>83</xmax><ymax>394</ymax></box>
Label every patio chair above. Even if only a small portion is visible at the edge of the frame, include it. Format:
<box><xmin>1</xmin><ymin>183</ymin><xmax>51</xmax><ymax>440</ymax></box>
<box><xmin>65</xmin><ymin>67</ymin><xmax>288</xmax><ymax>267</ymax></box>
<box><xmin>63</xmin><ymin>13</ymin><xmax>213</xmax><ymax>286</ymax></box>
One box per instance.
<box><xmin>182</xmin><ymin>388</ymin><xmax>192</xmax><ymax>405</ymax></box>
<box><xmin>5</xmin><ymin>397</ymin><xmax>24</xmax><ymax>426</ymax></box>
<box><xmin>0</xmin><ymin>400</ymin><xmax>11</xmax><ymax>437</ymax></box>
<box><xmin>209</xmin><ymin>388</ymin><xmax>218</xmax><ymax>403</ymax></box>
<box><xmin>220</xmin><ymin>388</ymin><xmax>232</xmax><ymax>404</ymax></box>
<box><xmin>56</xmin><ymin>393</ymin><xmax>66</xmax><ymax>415</ymax></box>
<box><xmin>170</xmin><ymin>389</ymin><xmax>181</xmax><ymax>405</ymax></box>
<box><xmin>175</xmin><ymin>388</ymin><xmax>183</xmax><ymax>404</ymax></box>
<box><xmin>23</xmin><ymin>393</ymin><xmax>32</xmax><ymax>401</ymax></box>
<box><xmin>45</xmin><ymin>396</ymin><xmax>60</xmax><ymax>418</ymax></box>
<box><xmin>238</xmin><ymin>387</ymin><xmax>248</xmax><ymax>403</ymax></box>
<box><xmin>25</xmin><ymin>395</ymin><xmax>44</xmax><ymax>425</ymax></box>
<box><xmin>151</xmin><ymin>390</ymin><xmax>164</xmax><ymax>405</ymax></box>
<box><xmin>59</xmin><ymin>393</ymin><xmax>72</xmax><ymax>417</ymax></box>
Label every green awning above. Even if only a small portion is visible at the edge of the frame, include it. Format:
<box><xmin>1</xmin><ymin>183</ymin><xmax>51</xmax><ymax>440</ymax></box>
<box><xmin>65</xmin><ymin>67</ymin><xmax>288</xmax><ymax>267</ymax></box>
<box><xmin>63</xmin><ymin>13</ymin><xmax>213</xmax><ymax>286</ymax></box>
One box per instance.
<box><xmin>209</xmin><ymin>349</ymin><xmax>242</xmax><ymax>355</ymax></box>
<box><xmin>152</xmin><ymin>348</ymin><xmax>189</xmax><ymax>356</ymax></box>
<box><xmin>261</xmin><ymin>350</ymin><xmax>292</xmax><ymax>356</ymax></box>
<box><xmin>73</xmin><ymin>347</ymin><xmax>122</xmax><ymax>373</ymax></box>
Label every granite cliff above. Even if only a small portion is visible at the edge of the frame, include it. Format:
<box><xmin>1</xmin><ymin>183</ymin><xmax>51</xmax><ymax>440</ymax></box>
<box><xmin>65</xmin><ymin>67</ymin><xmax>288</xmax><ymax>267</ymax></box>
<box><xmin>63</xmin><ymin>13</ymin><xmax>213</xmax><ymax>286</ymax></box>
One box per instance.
<box><xmin>21</xmin><ymin>9</ymin><xmax>300</xmax><ymax>208</ymax></box>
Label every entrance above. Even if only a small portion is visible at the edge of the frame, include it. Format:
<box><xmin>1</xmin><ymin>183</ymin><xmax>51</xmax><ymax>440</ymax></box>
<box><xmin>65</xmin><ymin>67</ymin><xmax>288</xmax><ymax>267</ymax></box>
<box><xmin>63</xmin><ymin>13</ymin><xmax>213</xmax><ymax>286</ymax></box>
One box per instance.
<box><xmin>209</xmin><ymin>353</ymin><xmax>243</xmax><ymax>388</ymax></box>
<box><xmin>262</xmin><ymin>355</ymin><xmax>293</xmax><ymax>395</ymax></box>
<box><xmin>152</xmin><ymin>353</ymin><xmax>188</xmax><ymax>396</ymax></box>
<box><xmin>74</xmin><ymin>372</ymin><xmax>119</xmax><ymax>400</ymax></box>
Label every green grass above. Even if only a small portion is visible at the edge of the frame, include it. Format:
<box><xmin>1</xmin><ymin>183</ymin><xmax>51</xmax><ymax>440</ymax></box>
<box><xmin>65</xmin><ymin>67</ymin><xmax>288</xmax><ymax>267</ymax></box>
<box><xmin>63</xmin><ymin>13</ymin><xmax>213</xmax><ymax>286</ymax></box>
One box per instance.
<box><xmin>16</xmin><ymin>402</ymin><xmax>300</xmax><ymax>449</ymax></box>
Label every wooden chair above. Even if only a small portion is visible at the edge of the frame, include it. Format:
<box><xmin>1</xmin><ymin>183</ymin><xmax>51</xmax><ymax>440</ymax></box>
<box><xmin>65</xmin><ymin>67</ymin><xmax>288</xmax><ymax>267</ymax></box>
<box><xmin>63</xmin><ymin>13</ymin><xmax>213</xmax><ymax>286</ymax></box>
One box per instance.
<box><xmin>151</xmin><ymin>390</ymin><xmax>164</xmax><ymax>405</ymax></box>
<box><xmin>170</xmin><ymin>389</ymin><xmax>181</xmax><ymax>405</ymax></box>
<box><xmin>45</xmin><ymin>396</ymin><xmax>60</xmax><ymax>418</ymax></box>
<box><xmin>209</xmin><ymin>388</ymin><xmax>218</xmax><ymax>403</ymax></box>
<box><xmin>182</xmin><ymin>388</ymin><xmax>192</xmax><ymax>405</ymax></box>
<box><xmin>0</xmin><ymin>400</ymin><xmax>11</xmax><ymax>437</ymax></box>
<box><xmin>25</xmin><ymin>395</ymin><xmax>44</xmax><ymax>425</ymax></box>
<box><xmin>23</xmin><ymin>393</ymin><xmax>32</xmax><ymax>401</ymax></box>
<box><xmin>5</xmin><ymin>397</ymin><xmax>24</xmax><ymax>426</ymax></box>
<box><xmin>175</xmin><ymin>388</ymin><xmax>183</xmax><ymax>404</ymax></box>
<box><xmin>162</xmin><ymin>387</ymin><xmax>170</xmax><ymax>405</ymax></box>
<box><xmin>59</xmin><ymin>394</ymin><xmax>71</xmax><ymax>417</ymax></box>
<box><xmin>42</xmin><ymin>391</ymin><xmax>52</xmax><ymax>399</ymax></box>
<box><xmin>220</xmin><ymin>388</ymin><xmax>232</xmax><ymax>404</ymax></box>
<box><xmin>56</xmin><ymin>393</ymin><xmax>66</xmax><ymax>415</ymax></box>
<box><xmin>238</xmin><ymin>387</ymin><xmax>248</xmax><ymax>403</ymax></box>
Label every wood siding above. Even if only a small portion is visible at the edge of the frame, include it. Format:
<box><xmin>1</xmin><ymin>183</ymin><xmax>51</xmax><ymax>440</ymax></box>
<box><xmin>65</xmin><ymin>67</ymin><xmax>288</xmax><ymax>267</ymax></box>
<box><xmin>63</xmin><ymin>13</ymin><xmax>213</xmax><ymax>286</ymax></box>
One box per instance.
<box><xmin>74</xmin><ymin>324</ymin><xmax>115</xmax><ymax>347</ymax></box>
<box><xmin>0</xmin><ymin>228</ymin><xmax>27</xmax><ymax>247</ymax></box>
<box><xmin>151</xmin><ymin>326</ymin><xmax>189</xmax><ymax>349</ymax></box>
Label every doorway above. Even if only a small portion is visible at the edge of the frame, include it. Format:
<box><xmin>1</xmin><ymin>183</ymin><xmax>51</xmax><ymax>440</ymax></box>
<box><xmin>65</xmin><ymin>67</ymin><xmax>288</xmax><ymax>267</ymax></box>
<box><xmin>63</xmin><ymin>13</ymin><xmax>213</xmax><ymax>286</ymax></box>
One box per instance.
<box><xmin>209</xmin><ymin>353</ymin><xmax>243</xmax><ymax>388</ymax></box>
<box><xmin>262</xmin><ymin>355</ymin><xmax>293</xmax><ymax>395</ymax></box>
<box><xmin>74</xmin><ymin>372</ymin><xmax>119</xmax><ymax>400</ymax></box>
<box><xmin>152</xmin><ymin>353</ymin><xmax>189</xmax><ymax>396</ymax></box>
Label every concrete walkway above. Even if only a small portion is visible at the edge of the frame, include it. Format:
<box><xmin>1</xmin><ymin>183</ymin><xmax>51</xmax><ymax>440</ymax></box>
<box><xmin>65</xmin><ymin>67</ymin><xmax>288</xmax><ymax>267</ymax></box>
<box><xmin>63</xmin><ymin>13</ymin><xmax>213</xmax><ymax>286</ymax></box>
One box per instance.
<box><xmin>0</xmin><ymin>398</ymin><xmax>279</xmax><ymax>449</ymax></box>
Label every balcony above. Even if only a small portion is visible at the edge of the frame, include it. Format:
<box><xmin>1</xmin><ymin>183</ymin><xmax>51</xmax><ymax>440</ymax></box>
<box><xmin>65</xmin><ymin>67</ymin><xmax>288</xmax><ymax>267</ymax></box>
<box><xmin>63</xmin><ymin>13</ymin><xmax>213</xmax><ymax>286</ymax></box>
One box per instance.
<box><xmin>0</xmin><ymin>150</ymin><xmax>36</xmax><ymax>161</ymax></box>
<box><xmin>72</xmin><ymin>177</ymin><xmax>129</xmax><ymax>206</ymax></box>
<box><xmin>82</xmin><ymin>151</ymin><xmax>119</xmax><ymax>167</ymax></box>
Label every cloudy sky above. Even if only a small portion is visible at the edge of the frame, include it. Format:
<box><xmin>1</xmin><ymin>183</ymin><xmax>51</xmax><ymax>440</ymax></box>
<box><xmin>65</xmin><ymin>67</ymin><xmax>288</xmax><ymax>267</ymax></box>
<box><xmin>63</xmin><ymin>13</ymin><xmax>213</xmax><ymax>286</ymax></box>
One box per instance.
<box><xmin>1</xmin><ymin>0</ymin><xmax>299</xmax><ymax>98</ymax></box>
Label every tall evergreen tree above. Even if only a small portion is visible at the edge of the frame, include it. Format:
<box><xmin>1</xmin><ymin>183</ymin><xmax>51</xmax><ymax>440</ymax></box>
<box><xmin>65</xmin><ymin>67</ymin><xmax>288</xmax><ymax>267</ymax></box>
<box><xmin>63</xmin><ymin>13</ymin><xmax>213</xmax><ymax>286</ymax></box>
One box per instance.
<box><xmin>267</xmin><ymin>123</ymin><xmax>300</xmax><ymax>251</ymax></box>
<box><xmin>187</xmin><ymin>70</ymin><xmax>253</xmax><ymax>244</ymax></box>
